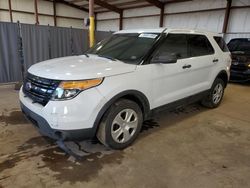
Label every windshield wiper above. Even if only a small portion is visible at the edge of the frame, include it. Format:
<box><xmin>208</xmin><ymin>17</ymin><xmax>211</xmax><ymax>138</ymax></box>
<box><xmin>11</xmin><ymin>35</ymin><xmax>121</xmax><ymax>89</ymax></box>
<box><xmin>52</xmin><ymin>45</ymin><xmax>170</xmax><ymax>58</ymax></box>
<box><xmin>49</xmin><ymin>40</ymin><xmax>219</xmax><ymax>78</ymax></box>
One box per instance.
<box><xmin>98</xmin><ymin>54</ymin><xmax>117</xmax><ymax>61</ymax></box>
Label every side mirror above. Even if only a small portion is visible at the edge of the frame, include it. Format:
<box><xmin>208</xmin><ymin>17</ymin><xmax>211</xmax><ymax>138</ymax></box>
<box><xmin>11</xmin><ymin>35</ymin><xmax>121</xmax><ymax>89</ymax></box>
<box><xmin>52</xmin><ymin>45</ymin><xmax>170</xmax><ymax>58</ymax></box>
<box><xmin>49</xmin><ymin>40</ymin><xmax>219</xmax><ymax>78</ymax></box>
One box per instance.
<box><xmin>151</xmin><ymin>53</ymin><xmax>178</xmax><ymax>64</ymax></box>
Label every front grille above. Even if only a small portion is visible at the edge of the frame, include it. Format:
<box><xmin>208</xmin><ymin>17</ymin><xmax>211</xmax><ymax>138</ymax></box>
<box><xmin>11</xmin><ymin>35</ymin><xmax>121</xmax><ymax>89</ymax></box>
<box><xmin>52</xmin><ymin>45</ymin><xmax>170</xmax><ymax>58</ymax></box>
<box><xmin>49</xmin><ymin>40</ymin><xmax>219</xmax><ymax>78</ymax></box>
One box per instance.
<box><xmin>231</xmin><ymin>55</ymin><xmax>249</xmax><ymax>72</ymax></box>
<box><xmin>23</xmin><ymin>73</ymin><xmax>60</xmax><ymax>106</ymax></box>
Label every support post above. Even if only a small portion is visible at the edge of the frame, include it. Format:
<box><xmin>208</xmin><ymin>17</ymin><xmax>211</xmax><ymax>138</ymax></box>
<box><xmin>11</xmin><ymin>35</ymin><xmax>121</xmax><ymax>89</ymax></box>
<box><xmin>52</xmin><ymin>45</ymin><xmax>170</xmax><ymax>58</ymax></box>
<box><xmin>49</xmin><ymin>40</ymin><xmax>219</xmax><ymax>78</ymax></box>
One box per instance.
<box><xmin>34</xmin><ymin>0</ymin><xmax>39</xmax><ymax>25</ymax></box>
<box><xmin>145</xmin><ymin>0</ymin><xmax>165</xmax><ymax>27</ymax></box>
<box><xmin>94</xmin><ymin>12</ymin><xmax>97</xmax><ymax>31</ymax></box>
<box><xmin>119</xmin><ymin>10</ymin><xmax>123</xmax><ymax>30</ymax></box>
<box><xmin>89</xmin><ymin>0</ymin><xmax>95</xmax><ymax>47</ymax></box>
<box><xmin>160</xmin><ymin>6</ymin><xmax>164</xmax><ymax>27</ymax></box>
<box><xmin>8</xmin><ymin>0</ymin><xmax>13</xmax><ymax>22</ymax></box>
<box><xmin>53</xmin><ymin>0</ymin><xmax>57</xmax><ymax>26</ymax></box>
<box><xmin>222</xmin><ymin>0</ymin><xmax>232</xmax><ymax>33</ymax></box>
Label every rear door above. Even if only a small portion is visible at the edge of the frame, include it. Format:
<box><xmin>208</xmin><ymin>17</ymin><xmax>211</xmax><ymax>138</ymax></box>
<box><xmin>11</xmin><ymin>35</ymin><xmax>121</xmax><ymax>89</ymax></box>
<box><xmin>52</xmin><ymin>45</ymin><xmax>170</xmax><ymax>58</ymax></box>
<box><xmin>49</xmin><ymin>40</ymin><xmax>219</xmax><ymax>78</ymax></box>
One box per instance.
<box><xmin>185</xmin><ymin>34</ymin><xmax>217</xmax><ymax>93</ymax></box>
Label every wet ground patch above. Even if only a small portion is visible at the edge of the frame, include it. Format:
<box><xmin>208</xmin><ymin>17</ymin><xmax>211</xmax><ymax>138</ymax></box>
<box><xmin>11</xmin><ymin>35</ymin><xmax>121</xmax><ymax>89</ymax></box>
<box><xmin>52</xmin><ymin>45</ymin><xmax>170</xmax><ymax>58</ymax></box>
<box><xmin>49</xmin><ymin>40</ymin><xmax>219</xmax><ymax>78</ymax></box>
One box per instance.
<box><xmin>139</xmin><ymin>103</ymin><xmax>205</xmax><ymax>137</ymax></box>
<box><xmin>0</xmin><ymin>110</ymin><xmax>28</xmax><ymax>126</ymax></box>
<box><xmin>141</xmin><ymin>119</ymin><xmax>160</xmax><ymax>132</ymax></box>
<box><xmin>0</xmin><ymin>136</ymin><xmax>53</xmax><ymax>173</ymax></box>
<box><xmin>0</xmin><ymin>136</ymin><xmax>124</xmax><ymax>184</ymax></box>
<box><xmin>38</xmin><ymin>146</ymin><xmax>124</xmax><ymax>183</ymax></box>
<box><xmin>169</xmin><ymin>103</ymin><xmax>202</xmax><ymax>115</ymax></box>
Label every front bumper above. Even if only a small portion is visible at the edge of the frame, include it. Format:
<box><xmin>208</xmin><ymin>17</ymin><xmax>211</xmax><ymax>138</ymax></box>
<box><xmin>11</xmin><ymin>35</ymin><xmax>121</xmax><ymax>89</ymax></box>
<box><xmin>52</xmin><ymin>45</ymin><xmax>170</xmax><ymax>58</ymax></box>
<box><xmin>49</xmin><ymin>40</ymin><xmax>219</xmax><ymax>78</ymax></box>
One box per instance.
<box><xmin>230</xmin><ymin>70</ymin><xmax>250</xmax><ymax>82</ymax></box>
<box><xmin>21</xmin><ymin>102</ymin><xmax>95</xmax><ymax>141</ymax></box>
<box><xmin>19</xmin><ymin>84</ymin><xmax>107</xmax><ymax>141</ymax></box>
<box><xmin>19</xmin><ymin>85</ymin><xmax>106</xmax><ymax>130</ymax></box>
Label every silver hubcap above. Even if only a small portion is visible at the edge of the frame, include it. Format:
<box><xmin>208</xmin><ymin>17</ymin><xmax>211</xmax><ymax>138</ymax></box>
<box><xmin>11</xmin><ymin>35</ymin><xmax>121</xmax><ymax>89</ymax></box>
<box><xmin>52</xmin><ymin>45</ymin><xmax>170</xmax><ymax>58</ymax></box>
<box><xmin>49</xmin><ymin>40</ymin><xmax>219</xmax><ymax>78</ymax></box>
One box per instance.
<box><xmin>212</xmin><ymin>83</ymin><xmax>223</xmax><ymax>104</ymax></box>
<box><xmin>111</xmin><ymin>109</ymin><xmax>138</xmax><ymax>143</ymax></box>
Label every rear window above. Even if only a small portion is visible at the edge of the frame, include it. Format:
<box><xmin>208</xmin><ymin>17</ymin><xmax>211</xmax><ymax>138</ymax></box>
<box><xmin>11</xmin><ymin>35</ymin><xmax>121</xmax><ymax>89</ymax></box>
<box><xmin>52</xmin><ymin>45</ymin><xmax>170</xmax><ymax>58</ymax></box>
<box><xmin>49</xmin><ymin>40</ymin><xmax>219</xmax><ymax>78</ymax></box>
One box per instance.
<box><xmin>214</xmin><ymin>37</ymin><xmax>229</xmax><ymax>52</ymax></box>
<box><xmin>188</xmin><ymin>35</ymin><xmax>214</xmax><ymax>57</ymax></box>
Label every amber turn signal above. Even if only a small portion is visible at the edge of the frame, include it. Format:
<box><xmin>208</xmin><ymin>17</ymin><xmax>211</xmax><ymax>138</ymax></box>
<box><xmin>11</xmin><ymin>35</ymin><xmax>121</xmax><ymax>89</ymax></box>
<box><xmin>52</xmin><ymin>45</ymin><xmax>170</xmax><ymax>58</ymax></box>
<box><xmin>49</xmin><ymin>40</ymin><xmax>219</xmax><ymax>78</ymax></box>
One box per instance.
<box><xmin>59</xmin><ymin>78</ymin><xmax>103</xmax><ymax>90</ymax></box>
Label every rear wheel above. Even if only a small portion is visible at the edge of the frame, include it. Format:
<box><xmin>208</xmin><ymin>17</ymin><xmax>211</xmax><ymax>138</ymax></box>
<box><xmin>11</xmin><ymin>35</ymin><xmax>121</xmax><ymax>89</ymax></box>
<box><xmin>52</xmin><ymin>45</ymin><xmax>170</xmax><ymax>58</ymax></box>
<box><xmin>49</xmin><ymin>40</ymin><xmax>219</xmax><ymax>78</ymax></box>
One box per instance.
<box><xmin>201</xmin><ymin>78</ymin><xmax>225</xmax><ymax>108</ymax></box>
<box><xmin>97</xmin><ymin>99</ymin><xmax>143</xmax><ymax>149</ymax></box>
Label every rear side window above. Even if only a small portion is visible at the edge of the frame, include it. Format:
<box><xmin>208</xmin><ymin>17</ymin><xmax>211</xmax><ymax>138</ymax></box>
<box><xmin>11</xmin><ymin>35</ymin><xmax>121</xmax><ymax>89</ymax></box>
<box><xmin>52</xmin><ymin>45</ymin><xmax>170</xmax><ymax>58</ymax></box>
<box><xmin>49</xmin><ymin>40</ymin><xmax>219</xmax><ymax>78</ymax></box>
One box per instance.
<box><xmin>214</xmin><ymin>36</ymin><xmax>229</xmax><ymax>52</ymax></box>
<box><xmin>155</xmin><ymin>34</ymin><xmax>188</xmax><ymax>59</ymax></box>
<box><xmin>188</xmin><ymin>35</ymin><xmax>214</xmax><ymax>57</ymax></box>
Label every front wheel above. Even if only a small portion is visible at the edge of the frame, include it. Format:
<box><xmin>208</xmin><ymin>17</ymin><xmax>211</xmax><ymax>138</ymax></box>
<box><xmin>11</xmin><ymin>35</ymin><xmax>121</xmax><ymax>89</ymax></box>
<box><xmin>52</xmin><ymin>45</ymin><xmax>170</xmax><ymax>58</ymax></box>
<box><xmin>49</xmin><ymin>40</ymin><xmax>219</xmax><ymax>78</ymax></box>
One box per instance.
<box><xmin>201</xmin><ymin>78</ymin><xmax>225</xmax><ymax>108</ymax></box>
<box><xmin>97</xmin><ymin>99</ymin><xmax>143</xmax><ymax>149</ymax></box>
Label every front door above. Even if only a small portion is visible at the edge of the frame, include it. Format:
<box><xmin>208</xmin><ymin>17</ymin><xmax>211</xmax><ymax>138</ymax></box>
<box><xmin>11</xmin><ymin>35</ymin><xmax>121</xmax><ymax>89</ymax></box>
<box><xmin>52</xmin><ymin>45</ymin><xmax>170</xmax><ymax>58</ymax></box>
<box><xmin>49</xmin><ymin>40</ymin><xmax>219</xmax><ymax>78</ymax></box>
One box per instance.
<box><xmin>148</xmin><ymin>33</ymin><xmax>192</xmax><ymax>108</ymax></box>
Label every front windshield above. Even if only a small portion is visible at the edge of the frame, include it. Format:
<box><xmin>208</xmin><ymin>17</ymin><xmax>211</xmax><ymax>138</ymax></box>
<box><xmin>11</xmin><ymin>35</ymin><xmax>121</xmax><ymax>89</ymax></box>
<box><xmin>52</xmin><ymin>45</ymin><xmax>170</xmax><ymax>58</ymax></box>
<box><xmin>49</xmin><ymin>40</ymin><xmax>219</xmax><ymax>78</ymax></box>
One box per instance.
<box><xmin>228</xmin><ymin>39</ymin><xmax>250</xmax><ymax>55</ymax></box>
<box><xmin>87</xmin><ymin>33</ymin><xmax>159</xmax><ymax>64</ymax></box>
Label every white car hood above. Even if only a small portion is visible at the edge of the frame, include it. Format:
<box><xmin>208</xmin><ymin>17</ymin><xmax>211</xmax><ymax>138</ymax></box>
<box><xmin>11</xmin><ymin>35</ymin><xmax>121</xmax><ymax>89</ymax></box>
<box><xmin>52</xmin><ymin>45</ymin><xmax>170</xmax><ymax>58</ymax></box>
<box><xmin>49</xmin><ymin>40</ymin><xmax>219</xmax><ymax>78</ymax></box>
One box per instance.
<box><xmin>28</xmin><ymin>54</ymin><xmax>136</xmax><ymax>80</ymax></box>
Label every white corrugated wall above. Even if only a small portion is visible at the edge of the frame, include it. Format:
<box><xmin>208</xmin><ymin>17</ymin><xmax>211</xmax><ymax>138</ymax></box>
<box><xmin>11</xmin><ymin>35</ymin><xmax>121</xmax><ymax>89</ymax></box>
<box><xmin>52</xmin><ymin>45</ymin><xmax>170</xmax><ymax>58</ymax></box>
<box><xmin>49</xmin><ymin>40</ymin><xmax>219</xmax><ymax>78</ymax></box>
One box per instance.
<box><xmin>0</xmin><ymin>0</ymin><xmax>88</xmax><ymax>29</ymax></box>
<box><xmin>225</xmin><ymin>0</ymin><xmax>250</xmax><ymax>42</ymax></box>
<box><xmin>163</xmin><ymin>0</ymin><xmax>226</xmax><ymax>32</ymax></box>
<box><xmin>0</xmin><ymin>0</ymin><xmax>249</xmax><ymax>41</ymax></box>
<box><xmin>96</xmin><ymin>0</ymin><xmax>250</xmax><ymax>42</ymax></box>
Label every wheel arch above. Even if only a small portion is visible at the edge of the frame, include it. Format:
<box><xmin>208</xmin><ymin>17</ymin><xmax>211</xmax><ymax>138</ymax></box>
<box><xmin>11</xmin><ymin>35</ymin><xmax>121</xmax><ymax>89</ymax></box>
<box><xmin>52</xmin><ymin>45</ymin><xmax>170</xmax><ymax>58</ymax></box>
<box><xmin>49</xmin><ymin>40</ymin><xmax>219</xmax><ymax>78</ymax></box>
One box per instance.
<box><xmin>215</xmin><ymin>70</ymin><xmax>229</xmax><ymax>87</ymax></box>
<box><xmin>93</xmin><ymin>90</ymin><xmax>150</xmax><ymax>134</ymax></box>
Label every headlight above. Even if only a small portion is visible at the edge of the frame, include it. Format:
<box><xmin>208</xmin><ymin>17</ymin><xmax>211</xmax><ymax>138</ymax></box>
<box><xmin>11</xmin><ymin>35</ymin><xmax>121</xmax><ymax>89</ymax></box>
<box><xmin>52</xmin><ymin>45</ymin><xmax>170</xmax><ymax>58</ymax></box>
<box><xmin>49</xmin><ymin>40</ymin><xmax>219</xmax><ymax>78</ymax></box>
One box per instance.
<box><xmin>51</xmin><ymin>78</ymin><xmax>103</xmax><ymax>100</ymax></box>
<box><xmin>248</xmin><ymin>63</ymin><xmax>250</xmax><ymax>68</ymax></box>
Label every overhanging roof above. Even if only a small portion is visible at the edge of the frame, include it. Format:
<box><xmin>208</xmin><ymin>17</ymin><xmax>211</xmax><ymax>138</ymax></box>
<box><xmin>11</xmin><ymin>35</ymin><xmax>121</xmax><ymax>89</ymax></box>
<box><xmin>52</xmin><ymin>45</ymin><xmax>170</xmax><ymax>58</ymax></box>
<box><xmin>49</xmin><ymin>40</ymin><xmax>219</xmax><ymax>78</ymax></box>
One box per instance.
<box><xmin>53</xmin><ymin>0</ymin><xmax>191</xmax><ymax>13</ymax></box>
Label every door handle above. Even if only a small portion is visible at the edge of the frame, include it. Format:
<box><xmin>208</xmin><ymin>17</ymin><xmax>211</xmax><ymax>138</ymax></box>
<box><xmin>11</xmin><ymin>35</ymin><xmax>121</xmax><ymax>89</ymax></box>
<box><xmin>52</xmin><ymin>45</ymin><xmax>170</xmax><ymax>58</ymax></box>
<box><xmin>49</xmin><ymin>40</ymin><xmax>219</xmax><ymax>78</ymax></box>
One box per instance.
<box><xmin>182</xmin><ymin>64</ymin><xmax>192</xmax><ymax>69</ymax></box>
<box><xmin>213</xmin><ymin>59</ymin><xmax>219</xmax><ymax>63</ymax></box>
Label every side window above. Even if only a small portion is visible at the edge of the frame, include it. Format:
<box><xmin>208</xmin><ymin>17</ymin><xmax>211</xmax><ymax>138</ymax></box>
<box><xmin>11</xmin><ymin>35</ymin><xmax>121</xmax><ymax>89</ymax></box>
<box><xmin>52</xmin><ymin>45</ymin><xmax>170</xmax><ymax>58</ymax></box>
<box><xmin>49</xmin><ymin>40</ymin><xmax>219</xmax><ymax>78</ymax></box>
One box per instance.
<box><xmin>214</xmin><ymin>36</ymin><xmax>229</xmax><ymax>52</ymax></box>
<box><xmin>153</xmin><ymin>34</ymin><xmax>188</xmax><ymax>60</ymax></box>
<box><xmin>188</xmin><ymin>35</ymin><xmax>214</xmax><ymax>57</ymax></box>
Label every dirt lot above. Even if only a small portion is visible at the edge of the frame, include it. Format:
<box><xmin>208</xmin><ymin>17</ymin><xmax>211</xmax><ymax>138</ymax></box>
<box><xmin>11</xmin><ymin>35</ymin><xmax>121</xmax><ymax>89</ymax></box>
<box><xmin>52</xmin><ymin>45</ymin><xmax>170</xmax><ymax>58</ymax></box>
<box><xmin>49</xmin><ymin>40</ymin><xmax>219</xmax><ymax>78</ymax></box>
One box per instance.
<box><xmin>0</xmin><ymin>83</ymin><xmax>249</xmax><ymax>188</ymax></box>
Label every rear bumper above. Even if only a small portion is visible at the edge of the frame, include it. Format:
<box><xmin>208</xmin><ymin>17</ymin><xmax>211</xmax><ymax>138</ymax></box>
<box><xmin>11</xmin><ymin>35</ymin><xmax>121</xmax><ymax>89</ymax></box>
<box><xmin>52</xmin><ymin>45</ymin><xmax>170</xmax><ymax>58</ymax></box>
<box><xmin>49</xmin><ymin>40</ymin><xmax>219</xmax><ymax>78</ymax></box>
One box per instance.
<box><xmin>21</xmin><ymin>102</ymin><xmax>95</xmax><ymax>141</ymax></box>
<box><xmin>230</xmin><ymin>70</ymin><xmax>250</xmax><ymax>82</ymax></box>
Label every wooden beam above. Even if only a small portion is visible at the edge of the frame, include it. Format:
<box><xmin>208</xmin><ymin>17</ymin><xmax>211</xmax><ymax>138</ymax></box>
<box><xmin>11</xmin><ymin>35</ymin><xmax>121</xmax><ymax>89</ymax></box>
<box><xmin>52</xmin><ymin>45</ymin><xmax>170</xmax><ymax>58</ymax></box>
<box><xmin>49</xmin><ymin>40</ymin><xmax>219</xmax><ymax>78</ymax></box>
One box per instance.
<box><xmin>90</xmin><ymin>0</ymin><xmax>122</xmax><ymax>14</ymax></box>
<box><xmin>8</xmin><ymin>0</ymin><xmax>13</xmax><ymax>22</ymax></box>
<box><xmin>165</xmin><ymin>0</ymin><xmax>192</xmax><ymax>3</ymax></box>
<box><xmin>53</xmin><ymin>0</ymin><xmax>57</xmax><ymax>26</ymax></box>
<box><xmin>34</xmin><ymin>0</ymin><xmax>39</xmax><ymax>24</ymax></box>
<box><xmin>55</xmin><ymin>0</ymin><xmax>89</xmax><ymax>12</ymax></box>
<box><xmin>119</xmin><ymin>10</ymin><xmax>123</xmax><ymax>30</ymax></box>
<box><xmin>90</xmin><ymin>0</ymin><xmax>146</xmax><ymax>10</ymax></box>
<box><xmin>97</xmin><ymin>0</ymin><xmax>192</xmax><ymax>13</ymax></box>
<box><xmin>222</xmin><ymin>0</ymin><xmax>232</xmax><ymax>33</ymax></box>
<box><xmin>145</xmin><ymin>0</ymin><xmax>164</xmax><ymax>9</ymax></box>
<box><xmin>97</xmin><ymin>4</ymin><xmax>152</xmax><ymax>13</ymax></box>
<box><xmin>56</xmin><ymin>15</ymin><xmax>84</xmax><ymax>20</ymax></box>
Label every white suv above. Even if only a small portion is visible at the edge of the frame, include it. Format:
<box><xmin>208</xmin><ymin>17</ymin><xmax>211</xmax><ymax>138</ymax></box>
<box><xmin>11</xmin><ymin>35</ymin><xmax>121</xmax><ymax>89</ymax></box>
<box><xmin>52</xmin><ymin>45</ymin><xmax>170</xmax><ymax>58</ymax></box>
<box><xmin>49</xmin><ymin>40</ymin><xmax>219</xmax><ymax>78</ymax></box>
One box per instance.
<box><xmin>20</xmin><ymin>28</ymin><xmax>231</xmax><ymax>149</ymax></box>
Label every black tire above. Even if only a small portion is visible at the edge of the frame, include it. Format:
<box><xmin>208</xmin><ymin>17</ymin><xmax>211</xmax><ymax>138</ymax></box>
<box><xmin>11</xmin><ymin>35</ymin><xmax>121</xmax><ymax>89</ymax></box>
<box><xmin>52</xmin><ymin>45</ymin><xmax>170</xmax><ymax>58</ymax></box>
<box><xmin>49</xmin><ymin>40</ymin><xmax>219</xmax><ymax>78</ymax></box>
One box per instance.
<box><xmin>97</xmin><ymin>99</ymin><xmax>143</xmax><ymax>150</ymax></box>
<box><xmin>201</xmin><ymin>78</ymin><xmax>225</xmax><ymax>108</ymax></box>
